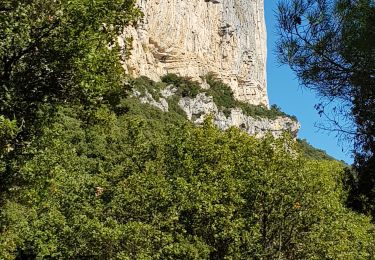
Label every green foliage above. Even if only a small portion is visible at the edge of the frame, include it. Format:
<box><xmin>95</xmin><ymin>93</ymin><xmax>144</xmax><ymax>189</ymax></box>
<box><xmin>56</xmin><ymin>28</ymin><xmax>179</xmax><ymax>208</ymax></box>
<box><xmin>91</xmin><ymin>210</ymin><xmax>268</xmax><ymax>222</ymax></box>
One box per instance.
<box><xmin>0</xmin><ymin>0</ymin><xmax>141</xmax><ymax>207</ymax></box>
<box><xmin>204</xmin><ymin>73</ymin><xmax>237</xmax><ymax>116</ymax></box>
<box><xmin>297</xmin><ymin>139</ymin><xmax>336</xmax><ymax>161</ymax></box>
<box><xmin>0</xmin><ymin>103</ymin><xmax>373</xmax><ymax>259</ymax></box>
<box><xmin>142</xmin><ymin>73</ymin><xmax>297</xmax><ymax>120</ymax></box>
<box><xmin>119</xmin><ymin>97</ymin><xmax>190</xmax><ymax>131</ymax></box>
<box><xmin>131</xmin><ymin>76</ymin><xmax>167</xmax><ymax>101</ymax></box>
<box><xmin>129</xmin><ymin>75</ymin><xmax>193</xmax><ymax>118</ymax></box>
<box><xmin>167</xmin><ymin>95</ymin><xmax>189</xmax><ymax>118</ymax></box>
<box><xmin>204</xmin><ymin>73</ymin><xmax>298</xmax><ymax>120</ymax></box>
<box><xmin>0</xmin><ymin>116</ymin><xmax>19</xmax><ymax>202</ymax></box>
<box><xmin>0</xmin><ymin>0</ymin><xmax>141</xmax><ymax>135</ymax></box>
<box><xmin>0</xmin><ymin>116</ymin><xmax>18</xmax><ymax>150</ymax></box>
<box><xmin>277</xmin><ymin>0</ymin><xmax>375</xmax><ymax>216</ymax></box>
<box><xmin>161</xmin><ymin>73</ymin><xmax>201</xmax><ymax>98</ymax></box>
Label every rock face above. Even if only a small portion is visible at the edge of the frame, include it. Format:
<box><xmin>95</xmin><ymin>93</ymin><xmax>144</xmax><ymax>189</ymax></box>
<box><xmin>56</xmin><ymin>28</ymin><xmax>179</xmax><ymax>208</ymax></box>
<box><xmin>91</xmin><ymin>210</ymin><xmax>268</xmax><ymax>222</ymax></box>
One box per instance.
<box><xmin>178</xmin><ymin>93</ymin><xmax>300</xmax><ymax>138</ymax></box>
<box><xmin>121</xmin><ymin>0</ymin><xmax>269</xmax><ymax>106</ymax></box>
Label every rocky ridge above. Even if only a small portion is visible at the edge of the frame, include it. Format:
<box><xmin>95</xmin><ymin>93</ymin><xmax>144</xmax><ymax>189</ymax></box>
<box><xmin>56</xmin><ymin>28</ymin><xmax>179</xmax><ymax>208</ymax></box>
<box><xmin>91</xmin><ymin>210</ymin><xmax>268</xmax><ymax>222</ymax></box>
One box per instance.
<box><xmin>132</xmin><ymin>82</ymin><xmax>300</xmax><ymax>138</ymax></box>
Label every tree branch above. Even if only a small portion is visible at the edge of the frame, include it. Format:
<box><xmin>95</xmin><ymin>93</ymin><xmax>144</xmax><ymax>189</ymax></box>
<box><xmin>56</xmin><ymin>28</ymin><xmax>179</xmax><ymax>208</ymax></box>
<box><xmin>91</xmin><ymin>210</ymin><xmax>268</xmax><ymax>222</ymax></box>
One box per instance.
<box><xmin>0</xmin><ymin>19</ymin><xmax>60</xmax><ymax>83</ymax></box>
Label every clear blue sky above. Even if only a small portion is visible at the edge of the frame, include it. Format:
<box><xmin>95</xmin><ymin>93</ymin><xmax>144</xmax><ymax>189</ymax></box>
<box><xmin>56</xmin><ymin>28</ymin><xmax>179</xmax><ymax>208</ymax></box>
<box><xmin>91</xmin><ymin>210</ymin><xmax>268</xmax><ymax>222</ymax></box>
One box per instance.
<box><xmin>264</xmin><ymin>2</ymin><xmax>353</xmax><ymax>163</ymax></box>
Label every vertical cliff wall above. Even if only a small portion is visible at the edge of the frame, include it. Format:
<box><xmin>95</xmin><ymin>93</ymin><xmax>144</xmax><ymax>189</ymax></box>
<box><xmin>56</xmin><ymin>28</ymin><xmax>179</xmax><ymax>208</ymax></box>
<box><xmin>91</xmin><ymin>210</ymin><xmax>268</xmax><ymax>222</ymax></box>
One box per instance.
<box><xmin>121</xmin><ymin>0</ymin><xmax>269</xmax><ymax>106</ymax></box>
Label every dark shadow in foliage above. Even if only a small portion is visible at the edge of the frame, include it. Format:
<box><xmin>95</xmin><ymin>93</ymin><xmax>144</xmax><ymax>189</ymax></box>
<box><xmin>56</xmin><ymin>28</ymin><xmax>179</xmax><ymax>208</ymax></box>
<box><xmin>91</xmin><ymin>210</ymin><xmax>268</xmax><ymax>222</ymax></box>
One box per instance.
<box><xmin>161</xmin><ymin>74</ymin><xmax>201</xmax><ymax>98</ymax></box>
<box><xmin>204</xmin><ymin>73</ymin><xmax>298</xmax><ymax>120</ymax></box>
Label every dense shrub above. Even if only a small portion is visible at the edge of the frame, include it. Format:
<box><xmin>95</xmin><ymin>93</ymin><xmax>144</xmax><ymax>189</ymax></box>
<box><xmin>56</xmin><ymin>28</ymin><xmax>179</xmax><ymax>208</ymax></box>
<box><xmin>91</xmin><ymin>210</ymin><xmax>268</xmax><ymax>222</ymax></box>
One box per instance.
<box><xmin>131</xmin><ymin>76</ymin><xmax>167</xmax><ymax>101</ymax></box>
<box><xmin>0</xmin><ymin>104</ymin><xmax>373</xmax><ymax>259</ymax></box>
<box><xmin>205</xmin><ymin>74</ymin><xmax>298</xmax><ymax>120</ymax></box>
<box><xmin>204</xmin><ymin>74</ymin><xmax>237</xmax><ymax>116</ymax></box>
<box><xmin>161</xmin><ymin>74</ymin><xmax>201</xmax><ymax>98</ymax></box>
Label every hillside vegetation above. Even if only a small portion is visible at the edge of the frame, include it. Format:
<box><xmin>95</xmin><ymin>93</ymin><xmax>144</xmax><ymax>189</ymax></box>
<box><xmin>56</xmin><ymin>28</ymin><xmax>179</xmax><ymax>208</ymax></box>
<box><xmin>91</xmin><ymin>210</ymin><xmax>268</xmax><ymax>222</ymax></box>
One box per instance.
<box><xmin>0</xmin><ymin>1</ymin><xmax>374</xmax><ymax>259</ymax></box>
<box><xmin>1</xmin><ymin>100</ymin><xmax>374</xmax><ymax>259</ymax></box>
<box><xmin>297</xmin><ymin>139</ymin><xmax>337</xmax><ymax>161</ymax></box>
<box><xmin>130</xmin><ymin>73</ymin><xmax>299</xmax><ymax>121</ymax></box>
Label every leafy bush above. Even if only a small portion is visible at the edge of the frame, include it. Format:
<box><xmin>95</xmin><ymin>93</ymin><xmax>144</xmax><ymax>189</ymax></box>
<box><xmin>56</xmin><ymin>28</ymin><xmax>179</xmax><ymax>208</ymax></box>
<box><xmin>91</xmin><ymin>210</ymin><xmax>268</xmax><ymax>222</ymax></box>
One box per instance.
<box><xmin>204</xmin><ymin>74</ymin><xmax>298</xmax><ymax>120</ymax></box>
<box><xmin>119</xmin><ymin>97</ymin><xmax>189</xmax><ymax>130</ymax></box>
<box><xmin>161</xmin><ymin>74</ymin><xmax>201</xmax><ymax>98</ymax></box>
<box><xmin>204</xmin><ymin>73</ymin><xmax>237</xmax><ymax>116</ymax></box>
<box><xmin>0</xmin><ymin>104</ymin><xmax>373</xmax><ymax>259</ymax></box>
<box><xmin>131</xmin><ymin>76</ymin><xmax>167</xmax><ymax>101</ymax></box>
<box><xmin>0</xmin><ymin>116</ymin><xmax>18</xmax><ymax>149</ymax></box>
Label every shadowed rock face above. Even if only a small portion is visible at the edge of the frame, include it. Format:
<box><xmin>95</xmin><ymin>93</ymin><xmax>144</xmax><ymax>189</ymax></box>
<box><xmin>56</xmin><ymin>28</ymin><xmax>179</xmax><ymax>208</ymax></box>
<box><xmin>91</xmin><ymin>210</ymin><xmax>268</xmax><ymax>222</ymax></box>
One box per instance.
<box><xmin>121</xmin><ymin>0</ymin><xmax>269</xmax><ymax>107</ymax></box>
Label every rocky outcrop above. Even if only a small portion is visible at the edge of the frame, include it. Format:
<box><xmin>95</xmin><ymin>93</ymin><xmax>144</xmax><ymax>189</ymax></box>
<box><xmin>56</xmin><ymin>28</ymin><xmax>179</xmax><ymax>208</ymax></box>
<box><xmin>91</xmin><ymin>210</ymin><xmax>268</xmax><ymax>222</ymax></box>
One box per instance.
<box><xmin>121</xmin><ymin>0</ymin><xmax>268</xmax><ymax>106</ymax></box>
<box><xmin>134</xmin><ymin>87</ymin><xmax>300</xmax><ymax>138</ymax></box>
<box><xmin>179</xmin><ymin>93</ymin><xmax>299</xmax><ymax>138</ymax></box>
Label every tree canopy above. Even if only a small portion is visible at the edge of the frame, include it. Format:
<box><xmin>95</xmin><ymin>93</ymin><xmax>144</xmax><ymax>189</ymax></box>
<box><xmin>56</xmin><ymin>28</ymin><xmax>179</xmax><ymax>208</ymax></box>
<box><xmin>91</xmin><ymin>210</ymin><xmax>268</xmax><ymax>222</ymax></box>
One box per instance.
<box><xmin>0</xmin><ymin>0</ymin><xmax>140</xmax><ymax>205</ymax></box>
<box><xmin>0</xmin><ymin>0</ymin><xmax>140</xmax><ymax>140</ymax></box>
<box><xmin>1</xmin><ymin>101</ymin><xmax>374</xmax><ymax>258</ymax></box>
<box><xmin>277</xmin><ymin>0</ymin><xmax>375</xmax><ymax>216</ymax></box>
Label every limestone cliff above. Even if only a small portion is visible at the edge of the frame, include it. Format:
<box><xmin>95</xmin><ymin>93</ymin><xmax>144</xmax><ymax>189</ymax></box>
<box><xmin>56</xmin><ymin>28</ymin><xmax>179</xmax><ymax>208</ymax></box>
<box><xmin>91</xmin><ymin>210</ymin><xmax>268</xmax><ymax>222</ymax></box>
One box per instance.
<box><xmin>121</xmin><ymin>0</ymin><xmax>268</xmax><ymax>106</ymax></box>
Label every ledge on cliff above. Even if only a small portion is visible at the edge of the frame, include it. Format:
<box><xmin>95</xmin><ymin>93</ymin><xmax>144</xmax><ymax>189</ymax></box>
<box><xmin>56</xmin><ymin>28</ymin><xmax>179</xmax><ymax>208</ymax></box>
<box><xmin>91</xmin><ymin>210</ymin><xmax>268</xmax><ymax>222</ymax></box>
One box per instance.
<box><xmin>127</xmin><ymin>74</ymin><xmax>300</xmax><ymax>138</ymax></box>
